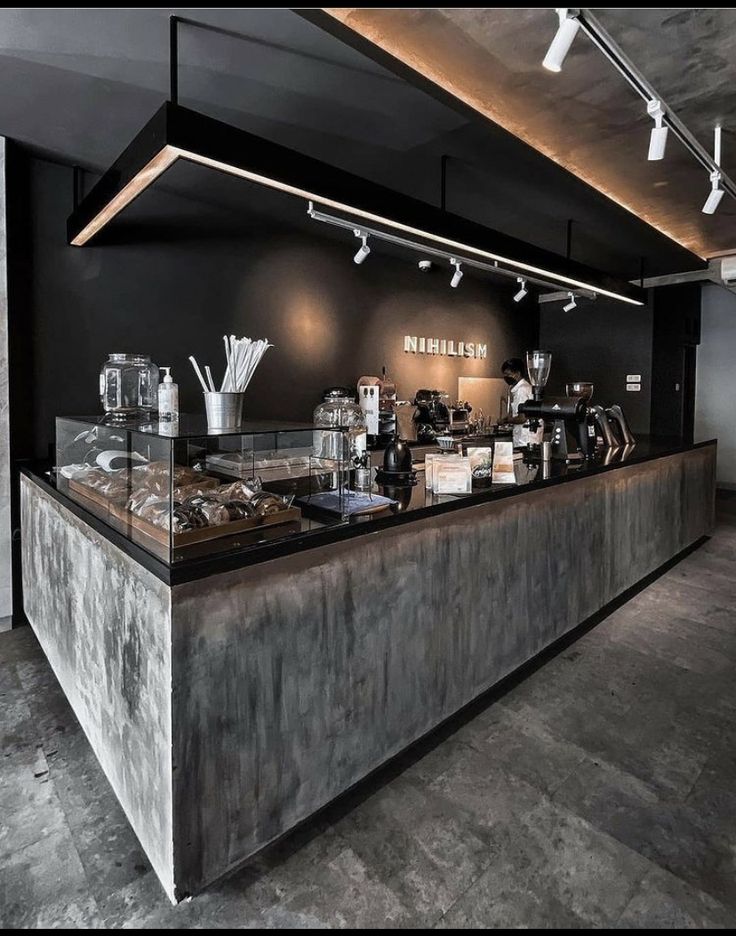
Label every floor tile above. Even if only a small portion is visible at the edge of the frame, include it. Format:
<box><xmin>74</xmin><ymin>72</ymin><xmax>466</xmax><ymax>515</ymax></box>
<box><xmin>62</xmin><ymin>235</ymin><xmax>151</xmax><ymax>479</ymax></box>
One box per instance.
<box><xmin>439</xmin><ymin>798</ymin><xmax>652</xmax><ymax>928</ymax></box>
<box><xmin>333</xmin><ymin>774</ymin><xmax>495</xmax><ymax>924</ymax></box>
<box><xmin>615</xmin><ymin>864</ymin><xmax>735</xmax><ymax>928</ymax></box>
<box><xmin>0</xmin><ymin>761</ymin><xmax>68</xmax><ymax>861</ymax></box>
<box><xmin>553</xmin><ymin>756</ymin><xmax>736</xmax><ymax>909</ymax></box>
<box><xmin>0</xmin><ymin>827</ymin><xmax>103</xmax><ymax>928</ymax></box>
<box><xmin>454</xmin><ymin>703</ymin><xmax>588</xmax><ymax>796</ymax></box>
<box><xmin>244</xmin><ymin>827</ymin><xmax>418</xmax><ymax>928</ymax></box>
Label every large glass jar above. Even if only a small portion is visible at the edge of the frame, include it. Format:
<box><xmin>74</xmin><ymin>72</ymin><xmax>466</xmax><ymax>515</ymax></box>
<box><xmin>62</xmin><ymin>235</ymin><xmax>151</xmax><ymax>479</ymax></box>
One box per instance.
<box><xmin>100</xmin><ymin>354</ymin><xmax>158</xmax><ymax>420</ymax></box>
<box><xmin>313</xmin><ymin>387</ymin><xmax>367</xmax><ymax>462</ymax></box>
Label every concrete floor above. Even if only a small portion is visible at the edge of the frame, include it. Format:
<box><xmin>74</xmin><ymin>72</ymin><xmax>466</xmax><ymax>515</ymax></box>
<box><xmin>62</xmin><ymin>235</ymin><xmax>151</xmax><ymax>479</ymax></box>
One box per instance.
<box><xmin>2</xmin><ymin>507</ymin><xmax>736</xmax><ymax>928</ymax></box>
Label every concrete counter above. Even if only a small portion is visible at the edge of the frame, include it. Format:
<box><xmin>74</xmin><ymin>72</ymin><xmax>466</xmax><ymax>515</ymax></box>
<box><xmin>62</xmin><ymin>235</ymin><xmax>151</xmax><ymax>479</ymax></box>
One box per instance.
<box><xmin>21</xmin><ymin>441</ymin><xmax>716</xmax><ymax>901</ymax></box>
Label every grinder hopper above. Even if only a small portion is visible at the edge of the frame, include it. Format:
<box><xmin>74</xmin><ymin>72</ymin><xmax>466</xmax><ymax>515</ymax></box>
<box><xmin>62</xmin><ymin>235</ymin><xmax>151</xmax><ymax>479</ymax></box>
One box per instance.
<box><xmin>526</xmin><ymin>350</ymin><xmax>553</xmax><ymax>401</ymax></box>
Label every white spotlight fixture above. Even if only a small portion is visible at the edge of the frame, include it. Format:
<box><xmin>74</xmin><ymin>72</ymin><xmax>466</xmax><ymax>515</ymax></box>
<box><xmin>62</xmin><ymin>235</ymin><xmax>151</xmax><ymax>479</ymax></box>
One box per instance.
<box><xmin>513</xmin><ymin>277</ymin><xmax>528</xmax><ymax>302</ymax></box>
<box><xmin>543</xmin><ymin>8</ymin><xmax>580</xmax><ymax>73</ymax></box>
<box><xmin>703</xmin><ymin>173</ymin><xmax>724</xmax><ymax>214</ymax></box>
<box><xmin>647</xmin><ymin>99</ymin><xmax>668</xmax><ymax>161</ymax></box>
<box><xmin>353</xmin><ymin>229</ymin><xmax>370</xmax><ymax>264</ymax></box>
<box><xmin>703</xmin><ymin>126</ymin><xmax>725</xmax><ymax>214</ymax></box>
<box><xmin>450</xmin><ymin>258</ymin><xmax>463</xmax><ymax>288</ymax></box>
<box><xmin>563</xmin><ymin>292</ymin><xmax>577</xmax><ymax>312</ymax></box>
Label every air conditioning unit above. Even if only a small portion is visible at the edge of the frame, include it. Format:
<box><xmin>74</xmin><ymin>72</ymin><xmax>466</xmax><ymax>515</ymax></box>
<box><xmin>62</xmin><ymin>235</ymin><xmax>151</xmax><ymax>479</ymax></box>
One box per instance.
<box><xmin>719</xmin><ymin>255</ymin><xmax>736</xmax><ymax>286</ymax></box>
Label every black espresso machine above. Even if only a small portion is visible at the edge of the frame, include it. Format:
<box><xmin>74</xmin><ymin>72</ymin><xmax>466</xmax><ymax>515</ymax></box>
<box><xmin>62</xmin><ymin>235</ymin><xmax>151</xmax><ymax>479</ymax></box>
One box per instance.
<box><xmin>413</xmin><ymin>389</ymin><xmax>450</xmax><ymax>443</ymax></box>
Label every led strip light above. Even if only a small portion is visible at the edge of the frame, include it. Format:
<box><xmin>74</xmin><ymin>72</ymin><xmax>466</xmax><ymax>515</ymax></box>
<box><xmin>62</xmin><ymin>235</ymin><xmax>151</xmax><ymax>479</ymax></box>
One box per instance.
<box><xmin>72</xmin><ymin>143</ymin><xmax>642</xmax><ymax>306</ymax></box>
<box><xmin>175</xmin><ymin>147</ymin><xmax>643</xmax><ymax>305</ymax></box>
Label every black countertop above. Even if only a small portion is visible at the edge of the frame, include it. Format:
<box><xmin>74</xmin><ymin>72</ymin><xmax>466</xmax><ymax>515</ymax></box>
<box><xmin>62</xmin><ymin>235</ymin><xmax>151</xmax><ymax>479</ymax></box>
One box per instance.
<box><xmin>21</xmin><ymin>437</ymin><xmax>717</xmax><ymax>586</ymax></box>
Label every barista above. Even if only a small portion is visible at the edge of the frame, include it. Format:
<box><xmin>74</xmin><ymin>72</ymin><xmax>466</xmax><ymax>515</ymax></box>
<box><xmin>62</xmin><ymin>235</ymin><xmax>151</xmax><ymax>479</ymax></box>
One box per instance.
<box><xmin>501</xmin><ymin>358</ymin><xmax>543</xmax><ymax>449</ymax></box>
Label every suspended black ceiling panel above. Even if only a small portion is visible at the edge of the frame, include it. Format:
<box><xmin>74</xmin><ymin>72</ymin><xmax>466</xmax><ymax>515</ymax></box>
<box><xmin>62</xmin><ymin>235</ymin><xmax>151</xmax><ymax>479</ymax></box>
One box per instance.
<box><xmin>67</xmin><ymin>102</ymin><xmax>646</xmax><ymax>306</ymax></box>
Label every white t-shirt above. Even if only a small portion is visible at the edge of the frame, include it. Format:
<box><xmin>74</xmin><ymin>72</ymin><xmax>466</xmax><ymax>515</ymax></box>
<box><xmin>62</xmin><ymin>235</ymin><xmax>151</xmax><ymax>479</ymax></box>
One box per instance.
<box><xmin>509</xmin><ymin>378</ymin><xmax>543</xmax><ymax>448</ymax></box>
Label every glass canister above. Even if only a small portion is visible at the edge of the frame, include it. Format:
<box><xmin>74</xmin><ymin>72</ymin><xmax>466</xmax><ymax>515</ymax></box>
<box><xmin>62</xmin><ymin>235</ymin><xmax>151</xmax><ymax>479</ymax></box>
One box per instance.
<box><xmin>100</xmin><ymin>354</ymin><xmax>159</xmax><ymax>419</ymax></box>
<box><xmin>313</xmin><ymin>387</ymin><xmax>367</xmax><ymax>463</ymax></box>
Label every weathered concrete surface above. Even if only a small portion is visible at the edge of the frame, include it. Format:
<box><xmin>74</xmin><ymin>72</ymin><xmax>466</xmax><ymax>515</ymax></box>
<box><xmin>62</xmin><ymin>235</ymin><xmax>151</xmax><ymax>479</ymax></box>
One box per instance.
<box><xmin>20</xmin><ymin>446</ymin><xmax>716</xmax><ymax>899</ymax></box>
<box><xmin>20</xmin><ymin>476</ymin><xmax>174</xmax><ymax>900</ymax></box>
<box><xmin>0</xmin><ymin>137</ymin><xmax>11</xmax><ymax>621</ymax></box>
<box><xmin>171</xmin><ymin>446</ymin><xmax>716</xmax><ymax>894</ymax></box>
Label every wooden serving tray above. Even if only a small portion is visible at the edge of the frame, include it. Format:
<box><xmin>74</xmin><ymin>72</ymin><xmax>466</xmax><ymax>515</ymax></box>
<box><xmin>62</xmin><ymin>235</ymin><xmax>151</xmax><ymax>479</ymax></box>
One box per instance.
<box><xmin>64</xmin><ymin>479</ymin><xmax>301</xmax><ymax>552</ymax></box>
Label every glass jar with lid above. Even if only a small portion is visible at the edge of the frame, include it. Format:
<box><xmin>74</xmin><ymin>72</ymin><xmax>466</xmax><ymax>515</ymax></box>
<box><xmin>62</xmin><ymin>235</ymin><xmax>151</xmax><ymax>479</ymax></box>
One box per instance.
<box><xmin>313</xmin><ymin>387</ymin><xmax>367</xmax><ymax>463</ymax></box>
<box><xmin>100</xmin><ymin>354</ymin><xmax>159</xmax><ymax>420</ymax></box>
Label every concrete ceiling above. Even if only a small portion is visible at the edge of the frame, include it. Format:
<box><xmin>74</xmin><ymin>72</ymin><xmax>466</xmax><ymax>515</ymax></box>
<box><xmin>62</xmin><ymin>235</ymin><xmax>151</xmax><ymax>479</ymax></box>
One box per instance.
<box><xmin>0</xmin><ymin>8</ymin><xmax>705</xmax><ymax>278</ymax></box>
<box><xmin>325</xmin><ymin>8</ymin><xmax>736</xmax><ymax>260</ymax></box>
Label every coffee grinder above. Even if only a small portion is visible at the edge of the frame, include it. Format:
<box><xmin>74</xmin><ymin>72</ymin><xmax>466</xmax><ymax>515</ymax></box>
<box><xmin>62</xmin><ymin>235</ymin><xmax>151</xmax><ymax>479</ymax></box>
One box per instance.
<box><xmin>520</xmin><ymin>396</ymin><xmax>591</xmax><ymax>460</ymax></box>
<box><xmin>519</xmin><ymin>351</ymin><xmax>592</xmax><ymax>461</ymax></box>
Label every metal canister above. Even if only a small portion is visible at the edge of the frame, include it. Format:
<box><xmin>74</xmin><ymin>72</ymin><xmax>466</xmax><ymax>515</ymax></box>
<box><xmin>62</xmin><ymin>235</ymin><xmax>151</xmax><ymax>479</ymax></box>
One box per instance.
<box><xmin>204</xmin><ymin>391</ymin><xmax>245</xmax><ymax>432</ymax></box>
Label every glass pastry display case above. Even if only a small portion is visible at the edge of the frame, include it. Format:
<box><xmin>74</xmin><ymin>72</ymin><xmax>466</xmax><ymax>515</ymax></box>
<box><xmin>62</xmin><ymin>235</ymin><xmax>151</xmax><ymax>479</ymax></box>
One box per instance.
<box><xmin>55</xmin><ymin>415</ymin><xmax>354</xmax><ymax>564</ymax></box>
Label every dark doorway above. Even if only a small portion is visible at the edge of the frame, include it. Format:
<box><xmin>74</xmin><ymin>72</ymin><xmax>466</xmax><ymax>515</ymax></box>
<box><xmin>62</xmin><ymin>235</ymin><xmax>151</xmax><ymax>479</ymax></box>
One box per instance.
<box><xmin>682</xmin><ymin>344</ymin><xmax>697</xmax><ymax>443</ymax></box>
<box><xmin>650</xmin><ymin>283</ymin><xmax>702</xmax><ymax>441</ymax></box>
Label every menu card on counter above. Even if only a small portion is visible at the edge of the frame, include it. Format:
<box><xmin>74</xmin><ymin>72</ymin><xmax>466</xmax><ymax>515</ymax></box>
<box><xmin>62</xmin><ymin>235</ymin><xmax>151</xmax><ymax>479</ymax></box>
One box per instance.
<box><xmin>492</xmin><ymin>441</ymin><xmax>516</xmax><ymax>485</ymax></box>
<box><xmin>434</xmin><ymin>456</ymin><xmax>473</xmax><ymax>495</ymax></box>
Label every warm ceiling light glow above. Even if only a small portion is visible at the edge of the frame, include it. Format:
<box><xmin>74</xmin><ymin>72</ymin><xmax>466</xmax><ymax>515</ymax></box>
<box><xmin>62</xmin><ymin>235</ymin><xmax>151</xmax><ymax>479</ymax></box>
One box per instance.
<box><xmin>75</xmin><ymin>141</ymin><xmax>643</xmax><ymax>306</ymax></box>
<box><xmin>70</xmin><ymin>147</ymin><xmax>180</xmax><ymax>246</ymax></box>
<box><xmin>324</xmin><ymin>9</ymin><xmax>711</xmax><ymax>259</ymax></box>
<box><xmin>170</xmin><ymin>148</ymin><xmax>642</xmax><ymax>305</ymax></box>
<box><xmin>543</xmin><ymin>9</ymin><xmax>580</xmax><ymax>73</ymax></box>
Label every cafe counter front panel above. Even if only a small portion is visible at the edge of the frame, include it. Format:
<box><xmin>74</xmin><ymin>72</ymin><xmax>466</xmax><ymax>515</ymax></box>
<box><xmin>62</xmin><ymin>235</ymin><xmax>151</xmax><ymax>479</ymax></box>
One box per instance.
<box><xmin>20</xmin><ymin>435</ymin><xmax>716</xmax><ymax>901</ymax></box>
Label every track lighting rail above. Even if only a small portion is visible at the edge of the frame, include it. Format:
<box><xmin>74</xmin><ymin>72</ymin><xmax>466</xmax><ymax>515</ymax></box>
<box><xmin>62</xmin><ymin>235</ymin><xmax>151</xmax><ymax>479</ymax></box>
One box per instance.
<box><xmin>307</xmin><ymin>203</ymin><xmax>596</xmax><ymax>300</ymax></box>
<box><xmin>575</xmin><ymin>9</ymin><xmax>736</xmax><ymax>204</ymax></box>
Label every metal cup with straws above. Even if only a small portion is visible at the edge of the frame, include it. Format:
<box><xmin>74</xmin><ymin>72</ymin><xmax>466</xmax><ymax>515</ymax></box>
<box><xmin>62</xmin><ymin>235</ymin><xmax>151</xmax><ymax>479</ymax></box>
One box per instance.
<box><xmin>189</xmin><ymin>336</ymin><xmax>273</xmax><ymax>433</ymax></box>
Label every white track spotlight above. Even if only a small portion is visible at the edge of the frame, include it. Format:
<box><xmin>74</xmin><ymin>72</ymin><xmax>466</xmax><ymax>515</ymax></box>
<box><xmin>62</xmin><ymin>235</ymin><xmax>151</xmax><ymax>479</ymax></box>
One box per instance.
<box><xmin>513</xmin><ymin>277</ymin><xmax>528</xmax><ymax>302</ymax></box>
<box><xmin>353</xmin><ymin>229</ymin><xmax>370</xmax><ymax>264</ymax></box>
<box><xmin>703</xmin><ymin>126</ymin><xmax>724</xmax><ymax>214</ymax></box>
<box><xmin>703</xmin><ymin>171</ymin><xmax>724</xmax><ymax>214</ymax></box>
<box><xmin>543</xmin><ymin>9</ymin><xmax>580</xmax><ymax>73</ymax></box>
<box><xmin>418</xmin><ymin>259</ymin><xmax>433</xmax><ymax>272</ymax></box>
<box><xmin>450</xmin><ymin>258</ymin><xmax>463</xmax><ymax>288</ymax></box>
<box><xmin>647</xmin><ymin>99</ymin><xmax>668</xmax><ymax>161</ymax></box>
<box><xmin>563</xmin><ymin>292</ymin><xmax>577</xmax><ymax>312</ymax></box>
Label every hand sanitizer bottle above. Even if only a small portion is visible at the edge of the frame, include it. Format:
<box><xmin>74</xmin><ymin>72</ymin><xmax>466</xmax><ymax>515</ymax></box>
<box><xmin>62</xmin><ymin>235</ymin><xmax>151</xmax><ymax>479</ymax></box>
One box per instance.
<box><xmin>158</xmin><ymin>367</ymin><xmax>179</xmax><ymax>421</ymax></box>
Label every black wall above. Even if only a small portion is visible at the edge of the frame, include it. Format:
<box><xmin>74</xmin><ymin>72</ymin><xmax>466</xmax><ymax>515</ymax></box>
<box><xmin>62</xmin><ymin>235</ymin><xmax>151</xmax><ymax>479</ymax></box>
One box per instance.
<box><xmin>10</xmin><ymin>150</ymin><xmax>539</xmax><ymax>460</ymax></box>
<box><xmin>538</xmin><ymin>294</ymin><xmax>655</xmax><ymax>434</ymax></box>
<box><xmin>650</xmin><ymin>283</ymin><xmax>702</xmax><ymax>441</ymax></box>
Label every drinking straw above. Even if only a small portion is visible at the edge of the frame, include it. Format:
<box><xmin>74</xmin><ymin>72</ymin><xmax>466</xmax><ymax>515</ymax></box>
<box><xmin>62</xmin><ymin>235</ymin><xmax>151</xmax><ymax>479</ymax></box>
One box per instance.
<box><xmin>195</xmin><ymin>336</ymin><xmax>273</xmax><ymax>394</ymax></box>
<box><xmin>188</xmin><ymin>355</ymin><xmax>209</xmax><ymax>393</ymax></box>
